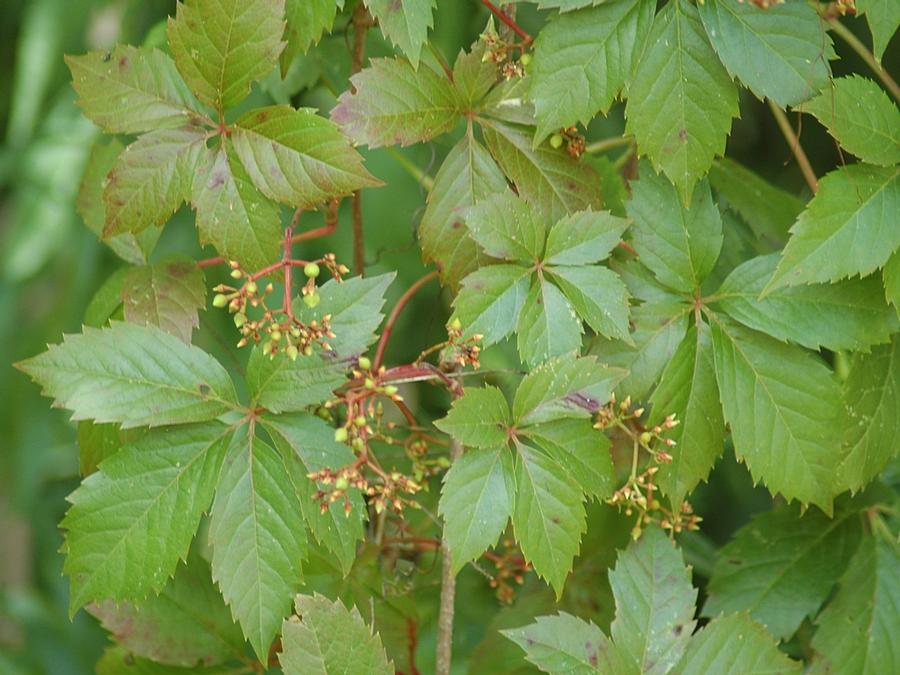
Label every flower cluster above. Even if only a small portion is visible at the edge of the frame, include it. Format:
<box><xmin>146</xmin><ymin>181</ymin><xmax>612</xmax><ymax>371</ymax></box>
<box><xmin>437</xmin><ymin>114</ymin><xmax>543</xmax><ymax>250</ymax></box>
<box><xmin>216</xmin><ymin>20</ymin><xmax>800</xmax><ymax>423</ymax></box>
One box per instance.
<box><xmin>487</xmin><ymin>539</ymin><xmax>531</xmax><ymax>604</ymax></box>
<box><xmin>548</xmin><ymin>125</ymin><xmax>586</xmax><ymax>159</ymax></box>
<box><xmin>480</xmin><ymin>18</ymin><xmax>530</xmax><ymax>80</ymax></box>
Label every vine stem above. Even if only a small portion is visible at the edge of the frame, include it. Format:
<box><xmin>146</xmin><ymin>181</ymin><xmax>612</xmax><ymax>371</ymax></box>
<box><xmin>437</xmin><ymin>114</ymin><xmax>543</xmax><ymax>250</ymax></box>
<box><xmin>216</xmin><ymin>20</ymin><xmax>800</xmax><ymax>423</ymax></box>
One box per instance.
<box><xmin>350</xmin><ymin>5</ymin><xmax>373</xmax><ymax>276</ymax></box>
<box><xmin>822</xmin><ymin>14</ymin><xmax>900</xmax><ymax>103</ymax></box>
<box><xmin>480</xmin><ymin>0</ymin><xmax>532</xmax><ymax>44</ymax></box>
<box><xmin>373</xmin><ymin>271</ymin><xmax>439</xmax><ymax>370</ymax></box>
<box><xmin>768</xmin><ymin>100</ymin><xmax>819</xmax><ymax>194</ymax></box>
<box><xmin>435</xmin><ymin>438</ymin><xmax>463</xmax><ymax>675</ymax></box>
<box><xmin>585</xmin><ymin>135</ymin><xmax>633</xmax><ymax>155</ymax></box>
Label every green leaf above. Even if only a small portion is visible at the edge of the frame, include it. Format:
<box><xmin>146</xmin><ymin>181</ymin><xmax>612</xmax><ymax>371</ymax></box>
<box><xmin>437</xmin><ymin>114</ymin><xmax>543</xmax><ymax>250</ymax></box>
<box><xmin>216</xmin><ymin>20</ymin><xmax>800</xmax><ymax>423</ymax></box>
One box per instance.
<box><xmin>232</xmin><ymin>105</ymin><xmax>380</xmax><ymax>208</ymax></box>
<box><xmin>331</xmin><ymin>57</ymin><xmax>460</xmax><ymax>148</ymax></box>
<box><xmin>88</xmin><ymin>553</ymin><xmax>245</xmax><ymax>667</ymax></box>
<box><xmin>513</xmin><ymin>443</ymin><xmax>586</xmax><ymax>598</ymax></box>
<box><xmin>247</xmin><ymin>349</ymin><xmax>348</xmax><ymax>413</ymax></box>
<box><xmin>453</xmin><ymin>264</ymin><xmax>531</xmax><ymax>346</ymax></box>
<box><xmin>17</xmin><ymin>322</ymin><xmax>237</xmax><ymax>428</ymax></box>
<box><xmin>364</xmin><ymin>0</ymin><xmax>435</xmax><ymax>67</ymax></box>
<box><xmin>529</xmin><ymin>0</ymin><xmax>655</xmax><ymax>143</ymax></box>
<box><xmin>281</xmin><ymin>0</ymin><xmax>338</xmax><ymax>74</ymax></box>
<box><xmin>481</xmin><ymin>118</ymin><xmax>602</xmax><ymax>223</ymax></box>
<box><xmin>885</xmin><ymin>251</ymin><xmax>900</xmax><ymax>314</ymax></box>
<box><xmin>698</xmin><ymin>0</ymin><xmax>833</xmax><ymax>107</ymax></box>
<box><xmin>835</xmin><ymin>337</ymin><xmax>900</xmax><ymax>493</ymax></box>
<box><xmin>802</xmin><ymin>75</ymin><xmax>900</xmax><ymax>167</ymax></box>
<box><xmin>192</xmin><ymin>141</ymin><xmax>283</xmax><ymax>272</ymax></box>
<box><xmin>419</xmin><ymin>134</ymin><xmax>507</xmax><ymax>287</ymax></box>
<box><xmin>121</xmin><ymin>256</ymin><xmax>206</xmax><ymax>344</ymax></box>
<box><xmin>544</xmin><ymin>210</ymin><xmax>630</xmax><ymax>266</ymax></box>
<box><xmin>103</xmin><ymin>127</ymin><xmax>206</xmax><ymax>237</ymax></box>
<box><xmin>673</xmin><ymin>612</ymin><xmax>802</xmax><ymax>675</ymax></box>
<box><xmin>167</xmin><ymin>0</ymin><xmax>285</xmax><ymax>111</ymax></box>
<box><xmin>480</xmin><ymin>76</ymin><xmax>535</xmax><ymax>126</ymax></box>
<box><xmin>513</xmin><ymin>354</ymin><xmax>624</xmax><ymax>425</ymax></box>
<box><xmin>451</xmin><ymin>43</ymin><xmax>498</xmax><ymax>108</ymax></box>
<box><xmin>625</xmin><ymin>1</ymin><xmax>739</xmax><ymax>203</ymax></box>
<box><xmin>84</xmin><ymin>268</ymin><xmax>128</xmax><ymax>328</ymax></box>
<box><xmin>279</xmin><ymin>593</ymin><xmax>394</xmax><ymax>675</ymax></box>
<box><xmin>626</xmin><ymin>164</ymin><xmax>723</xmax><ymax>293</ymax></box>
<box><xmin>532</xmin><ymin>0</ymin><xmax>608</xmax><ymax>9</ymax></box>
<box><xmin>521</xmin><ymin>418</ymin><xmax>615</xmax><ymax>500</ymax></box>
<box><xmin>439</xmin><ymin>445</ymin><xmax>516</xmax><ymax>574</ymax></box>
<box><xmin>435</xmin><ymin>385</ymin><xmax>511</xmax><ymax>448</ymax></box>
<box><xmin>503</xmin><ymin>612</ymin><xmax>627</xmax><ymax>674</ymax></box>
<box><xmin>209</xmin><ymin>435</ymin><xmax>307</xmax><ymax>660</ymax></box>
<box><xmin>608</xmin><ymin>526</ymin><xmax>697</xmax><ymax>675</ymax></box>
<box><xmin>649</xmin><ymin>323</ymin><xmax>725</xmax><ymax>508</ymax></box>
<box><xmin>710</xmin><ymin>317</ymin><xmax>841</xmax><ymax>513</ymax></box>
<box><xmin>466</xmin><ymin>190</ymin><xmax>546</xmax><ymax>262</ymax></box>
<box><xmin>66</xmin><ymin>45</ymin><xmax>203</xmax><ymax>134</ymax></box>
<box><xmin>517</xmin><ymin>276</ymin><xmax>583</xmax><ymax>367</ymax></box>
<box><xmin>61</xmin><ymin>422</ymin><xmax>233</xmax><ymax>611</ymax></box>
<box><xmin>97</xmin><ymin>646</ymin><xmax>238</xmax><ymax>675</ymax></box>
<box><xmin>703</xmin><ymin>503</ymin><xmax>863</xmax><ymax>640</ymax></box>
<box><xmin>77</xmin><ymin>420</ymin><xmax>142</xmax><ymax>476</ymax></box>
<box><xmin>549</xmin><ymin>265</ymin><xmax>631</xmax><ymax>342</ymax></box>
<box><xmin>855</xmin><ymin>0</ymin><xmax>900</xmax><ymax>63</ymax></box>
<box><xmin>810</xmin><ymin>536</ymin><xmax>900</xmax><ymax>675</ymax></box>
<box><xmin>766</xmin><ymin>164</ymin><xmax>900</xmax><ymax>291</ymax></box>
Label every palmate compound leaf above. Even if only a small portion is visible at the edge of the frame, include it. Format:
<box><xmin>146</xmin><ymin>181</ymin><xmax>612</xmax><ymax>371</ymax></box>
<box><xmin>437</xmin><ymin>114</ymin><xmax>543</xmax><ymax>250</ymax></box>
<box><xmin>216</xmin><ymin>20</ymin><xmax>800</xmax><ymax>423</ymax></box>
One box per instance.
<box><xmin>648</xmin><ymin>322</ymin><xmax>725</xmax><ymax>509</ymax></box>
<box><xmin>279</xmin><ymin>593</ymin><xmax>394</xmax><ymax>675</ymax></box>
<box><xmin>439</xmin><ymin>445</ymin><xmax>516</xmax><ymax>574</ymax></box>
<box><xmin>232</xmin><ymin>105</ymin><xmax>380</xmax><ymax>209</ymax></box>
<box><xmin>434</xmin><ymin>385</ymin><xmax>511</xmax><ymax>448</ymax></box>
<box><xmin>855</xmin><ymin>0</ymin><xmax>900</xmax><ymax>64</ymax></box>
<box><xmin>709</xmin><ymin>317</ymin><xmax>842</xmax><ymax>514</ymax></box>
<box><xmin>331</xmin><ymin>57</ymin><xmax>461</xmax><ymax>148</ymax></box>
<box><xmin>802</xmin><ymin>75</ymin><xmax>900</xmax><ymax>167</ymax></box>
<box><xmin>517</xmin><ymin>274</ymin><xmax>584</xmax><ymax>367</ymax></box>
<box><xmin>548</xmin><ymin>265</ymin><xmax>631</xmax><ymax>343</ymax></box>
<box><xmin>452</xmin><ymin>264</ymin><xmax>531</xmax><ymax>346</ymax></box>
<box><xmin>281</xmin><ymin>0</ymin><xmax>338</xmax><ymax>75</ymax></box>
<box><xmin>625</xmin><ymin>1</ymin><xmax>739</xmax><ymax>204</ymax></box>
<box><xmin>465</xmin><ymin>190</ymin><xmax>547</xmax><ymax>263</ymax></box>
<box><xmin>364</xmin><ymin>0</ymin><xmax>435</xmax><ymax>68</ymax></box>
<box><xmin>65</xmin><ymin>45</ymin><xmax>204</xmax><ymax>135</ymax></box>
<box><xmin>543</xmin><ymin>210</ymin><xmax>630</xmax><ymax>267</ymax></box>
<box><xmin>61</xmin><ymin>422</ymin><xmax>234</xmax><ymax>613</ymax></box>
<box><xmin>713</xmin><ymin>253</ymin><xmax>898</xmax><ymax>352</ymax></box>
<box><xmin>167</xmin><ymin>0</ymin><xmax>286</xmax><ymax>111</ymax></box>
<box><xmin>810</xmin><ymin>535</ymin><xmax>900</xmax><ymax>675</ymax></box>
<box><xmin>209</xmin><ymin>434</ymin><xmax>307</xmax><ymax>660</ymax></box>
<box><xmin>697</xmin><ymin>0</ymin><xmax>833</xmax><ymax>107</ymax></box>
<box><xmin>16</xmin><ymin>322</ymin><xmax>238</xmax><ymax>428</ymax></box>
<box><xmin>766</xmin><ymin>164</ymin><xmax>900</xmax><ymax>292</ymax></box>
<box><xmin>529</xmin><ymin>0</ymin><xmax>655</xmax><ymax>143</ymax></box>
<box><xmin>703</xmin><ymin>502</ymin><xmax>864</xmax><ymax>640</ymax></box>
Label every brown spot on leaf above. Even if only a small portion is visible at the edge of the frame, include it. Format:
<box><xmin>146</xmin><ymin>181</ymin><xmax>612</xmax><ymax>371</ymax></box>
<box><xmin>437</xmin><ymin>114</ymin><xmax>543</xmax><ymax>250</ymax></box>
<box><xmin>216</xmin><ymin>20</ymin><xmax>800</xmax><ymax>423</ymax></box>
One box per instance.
<box><xmin>198</xmin><ymin>383</ymin><xmax>210</xmax><ymax>396</ymax></box>
<box><xmin>118</xmin><ymin>56</ymin><xmax>129</xmax><ymax>68</ymax></box>
<box><xmin>451</xmin><ymin>220</ymin><xmax>463</xmax><ymax>230</ymax></box>
<box><xmin>678</xmin><ymin>128</ymin><xmax>687</xmax><ymax>142</ymax></box>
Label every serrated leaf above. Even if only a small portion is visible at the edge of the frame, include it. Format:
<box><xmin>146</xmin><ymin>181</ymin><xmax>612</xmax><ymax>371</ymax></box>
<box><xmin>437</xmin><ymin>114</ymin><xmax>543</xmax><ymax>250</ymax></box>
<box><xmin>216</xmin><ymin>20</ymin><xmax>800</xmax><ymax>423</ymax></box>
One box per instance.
<box><xmin>517</xmin><ymin>277</ymin><xmax>583</xmax><ymax>367</ymax></box>
<box><xmin>96</xmin><ymin>646</ymin><xmax>238</xmax><ymax>675</ymax></box>
<box><xmin>451</xmin><ymin>43</ymin><xmax>498</xmax><ymax>107</ymax></box>
<box><xmin>439</xmin><ymin>445</ymin><xmax>515</xmax><ymax>574</ymax></box>
<box><xmin>121</xmin><ymin>256</ymin><xmax>206</xmax><ymax>343</ymax></box>
<box><xmin>514</xmin><ymin>354</ymin><xmax>624</xmax><ymax>425</ymax></box>
<box><xmin>480</xmin><ymin>76</ymin><xmax>536</xmax><ymax>125</ymax></box>
<box><xmin>89</xmin><ymin>553</ymin><xmax>245</xmax><ymax>667</ymax></box>
<box><xmin>802</xmin><ymin>75</ymin><xmax>900</xmax><ymax>167</ymax></box>
<box><xmin>84</xmin><ymin>268</ymin><xmax>128</xmax><ymax>328</ymax></box>
<box><xmin>521</xmin><ymin>418</ymin><xmax>615</xmax><ymax>500</ymax></box>
<box><xmin>279</xmin><ymin>593</ymin><xmax>394</xmax><ymax>675</ymax></box>
<box><xmin>625</xmin><ymin>1</ymin><xmax>739</xmax><ymax>203</ymax></box>
<box><xmin>649</xmin><ymin>323</ymin><xmax>725</xmax><ymax>508</ymax></box>
<box><xmin>503</xmin><ymin>612</ymin><xmax>627</xmax><ymax>674</ymax></box>
<box><xmin>713</xmin><ymin>254</ymin><xmax>898</xmax><ymax>351</ymax></box>
<box><xmin>626</xmin><ymin>164</ymin><xmax>723</xmax><ymax>293</ymax></box>
<box><xmin>103</xmin><ymin>126</ymin><xmax>206</xmax><ymax>237</ymax></box>
<box><xmin>466</xmin><ymin>190</ymin><xmax>546</xmax><ymax>262</ymax></box>
<box><xmin>810</xmin><ymin>536</ymin><xmax>900</xmax><ymax>675</ymax></box>
<box><xmin>247</xmin><ymin>349</ymin><xmax>348</xmax><ymax>413</ymax></box>
<box><xmin>66</xmin><ymin>45</ymin><xmax>203</xmax><ymax>134</ymax></box>
<box><xmin>17</xmin><ymin>322</ymin><xmax>237</xmax><ymax>428</ymax></box>
<box><xmin>453</xmin><ymin>264</ymin><xmax>531</xmax><ymax>346</ymax></box>
<box><xmin>167</xmin><ymin>0</ymin><xmax>285</xmax><ymax>111</ymax></box>
<box><xmin>419</xmin><ymin>134</ymin><xmax>506</xmax><ymax>287</ymax></box>
<box><xmin>531</xmin><ymin>0</ymin><xmax>608</xmax><ymax>9</ymax></box>
<box><xmin>549</xmin><ymin>265</ymin><xmax>631</xmax><ymax>342</ymax></box>
<box><xmin>710</xmin><ymin>317</ymin><xmax>841</xmax><ymax>513</ymax></box>
<box><xmin>331</xmin><ymin>57</ymin><xmax>460</xmax><ymax>148</ymax></box>
<box><xmin>62</xmin><ymin>422</ymin><xmax>233</xmax><ymax>612</ymax></box>
<box><xmin>766</xmin><ymin>164</ymin><xmax>900</xmax><ymax>291</ymax></box>
<box><xmin>609</xmin><ymin>526</ymin><xmax>697</xmax><ymax>675</ymax></box>
<box><xmin>481</xmin><ymin>118</ymin><xmax>602</xmax><ymax>223</ymax></box>
<box><xmin>77</xmin><ymin>420</ymin><xmax>143</xmax><ymax>476</ymax></box>
<box><xmin>856</xmin><ymin>0</ymin><xmax>900</xmax><ymax>63</ymax></box>
<box><xmin>530</xmin><ymin>0</ymin><xmax>655</xmax><ymax>143</ymax></box>
<box><xmin>209</xmin><ymin>435</ymin><xmax>307</xmax><ymax>660</ymax></box>
<box><xmin>834</xmin><ymin>336</ymin><xmax>900</xmax><ymax>493</ymax></box>
<box><xmin>885</xmin><ymin>251</ymin><xmax>900</xmax><ymax>314</ymax></box>
<box><xmin>544</xmin><ymin>210</ymin><xmax>630</xmax><ymax>266</ymax></box>
<box><xmin>435</xmin><ymin>385</ymin><xmax>511</xmax><ymax>448</ymax></box>
<box><xmin>513</xmin><ymin>443</ymin><xmax>586</xmax><ymax>598</ymax></box>
<box><xmin>673</xmin><ymin>612</ymin><xmax>802</xmax><ymax>675</ymax></box>
<box><xmin>364</xmin><ymin>0</ymin><xmax>435</xmax><ymax>68</ymax></box>
<box><xmin>703</xmin><ymin>503</ymin><xmax>863</xmax><ymax>640</ymax></box>
<box><xmin>192</xmin><ymin>141</ymin><xmax>283</xmax><ymax>272</ymax></box>
<box><xmin>281</xmin><ymin>0</ymin><xmax>338</xmax><ymax>74</ymax></box>
<box><xmin>232</xmin><ymin>105</ymin><xmax>379</xmax><ymax>208</ymax></box>
<box><xmin>698</xmin><ymin>0</ymin><xmax>832</xmax><ymax>107</ymax></box>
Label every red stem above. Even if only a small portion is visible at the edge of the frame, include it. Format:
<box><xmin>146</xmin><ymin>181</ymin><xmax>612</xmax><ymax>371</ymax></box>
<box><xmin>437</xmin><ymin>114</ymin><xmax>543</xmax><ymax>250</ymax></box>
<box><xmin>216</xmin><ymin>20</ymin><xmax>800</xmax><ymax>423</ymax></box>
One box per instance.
<box><xmin>373</xmin><ymin>271</ymin><xmax>439</xmax><ymax>370</ymax></box>
<box><xmin>480</xmin><ymin>0</ymin><xmax>532</xmax><ymax>44</ymax></box>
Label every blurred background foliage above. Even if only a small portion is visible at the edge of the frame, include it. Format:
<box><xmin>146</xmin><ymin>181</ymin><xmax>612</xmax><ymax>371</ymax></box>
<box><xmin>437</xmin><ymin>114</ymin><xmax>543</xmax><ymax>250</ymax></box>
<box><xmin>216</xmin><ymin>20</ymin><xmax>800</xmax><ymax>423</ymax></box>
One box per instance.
<box><xmin>0</xmin><ymin>1</ymin><xmax>895</xmax><ymax>673</ymax></box>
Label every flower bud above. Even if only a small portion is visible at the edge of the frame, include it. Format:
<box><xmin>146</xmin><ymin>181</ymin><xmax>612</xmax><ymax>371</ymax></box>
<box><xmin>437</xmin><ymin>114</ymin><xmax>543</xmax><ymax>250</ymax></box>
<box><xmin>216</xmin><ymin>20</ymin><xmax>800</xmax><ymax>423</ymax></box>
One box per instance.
<box><xmin>303</xmin><ymin>292</ymin><xmax>320</xmax><ymax>308</ymax></box>
<box><xmin>549</xmin><ymin>134</ymin><xmax>564</xmax><ymax>149</ymax></box>
<box><xmin>335</xmin><ymin>476</ymin><xmax>349</xmax><ymax>490</ymax></box>
<box><xmin>334</xmin><ymin>427</ymin><xmax>349</xmax><ymax>443</ymax></box>
<box><xmin>357</xmin><ymin>356</ymin><xmax>372</xmax><ymax>370</ymax></box>
<box><xmin>354</xmin><ymin>415</ymin><xmax>367</xmax><ymax>427</ymax></box>
<box><xmin>212</xmin><ymin>294</ymin><xmax>229</xmax><ymax>308</ymax></box>
<box><xmin>639</xmin><ymin>431</ymin><xmax>652</xmax><ymax>445</ymax></box>
<box><xmin>286</xmin><ymin>345</ymin><xmax>299</xmax><ymax>361</ymax></box>
<box><xmin>234</xmin><ymin>312</ymin><xmax>247</xmax><ymax>327</ymax></box>
<box><xmin>449</xmin><ymin>317</ymin><xmax>462</xmax><ymax>331</ymax></box>
<box><xmin>364</xmin><ymin>378</ymin><xmax>376</xmax><ymax>389</ymax></box>
<box><xmin>245</xmin><ymin>281</ymin><xmax>258</xmax><ymax>294</ymax></box>
<box><xmin>230</xmin><ymin>268</ymin><xmax>242</xmax><ymax>279</ymax></box>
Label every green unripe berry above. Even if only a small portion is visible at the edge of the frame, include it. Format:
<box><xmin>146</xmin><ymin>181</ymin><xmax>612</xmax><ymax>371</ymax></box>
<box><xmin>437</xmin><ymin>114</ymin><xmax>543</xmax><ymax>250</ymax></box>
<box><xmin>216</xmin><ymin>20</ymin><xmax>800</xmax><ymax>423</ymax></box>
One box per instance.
<box><xmin>270</xmin><ymin>329</ymin><xmax>282</xmax><ymax>341</ymax></box>
<box><xmin>354</xmin><ymin>415</ymin><xmax>367</xmax><ymax>427</ymax></box>
<box><xmin>230</xmin><ymin>269</ymin><xmax>242</xmax><ymax>279</ymax></box>
<box><xmin>286</xmin><ymin>345</ymin><xmax>299</xmax><ymax>361</ymax></box>
<box><xmin>351</xmin><ymin>437</ymin><xmax>365</xmax><ymax>451</ymax></box>
<box><xmin>335</xmin><ymin>476</ymin><xmax>349</xmax><ymax>490</ymax></box>
<box><xmin>519</xmin><ymin>53</ymin><xmax>532</xmax><ymax>66</ymax></box>
<box><xmin>383</xmin><ymin>385</ymin><xmax>398</xmax><ymax>396</ymax></box>
<box><xmin>303</xmin><ymin>293</ymin><xmax>320</xmax><ymax>308</ymax></box>
<box><xmin>549</xmin><ymin>134</ymin><xmax>564</xmax><ymax>149</ymax></box>
<box><xmin>245</xmin><ymin>281</ymin><xmax>258</xmax><ymax>294</ymax></box>
<box><xmin>303</xmin><ymin>345</ymin><xmax>313</xmax><ymax>356</ymax></box>
<box><xmin>234</xmin><ymin>313</ymin><xmax>247</xmax><ymax>327</ymax></box>
<box><xmin>449</xmin><ymin>317</ymin><xmax>462</xmax><ymax>331</ymax></box>
<box><xmin>364</xmin><ymin>378</ymin><xmax>375</xmax><ymax>389</ymax></box>
<box><xmin>304</xmin><ymin>262</ymin><xmax>320</xmax><ymax>278</ymax></box>
<box><xmin>357</xmin><ymin>356</ymin><xmax>372</xmax><ymax>370</ymax></box>
<box><xmin>334</xmin><ymin>427</ymin><xmax>349</xmax><ymax>443</ymax></box>
<box><xmin>639</xmin><ymin>431</ymin><xmax>653</xmax><ymax>445</ymax></box>
<box><xmin>212</xmin><ymin>294</ymin><xmax>229</xmax><ymax>308</ymax></box>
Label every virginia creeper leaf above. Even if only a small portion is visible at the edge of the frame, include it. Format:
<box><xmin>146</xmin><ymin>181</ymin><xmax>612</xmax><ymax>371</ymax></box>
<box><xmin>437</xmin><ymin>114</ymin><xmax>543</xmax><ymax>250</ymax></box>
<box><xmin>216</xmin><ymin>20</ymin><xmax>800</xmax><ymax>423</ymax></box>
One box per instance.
<box><xmin>281</xmin><ymin>0</ymin><xmax>338</xmax><ymax>74</ymax></box>
<box><xmin>543</xmin><ymin>210</ymin><xmax>630</xmax><ymax>267</ymax></box>
<box><xmin>465</xmin><ymin>190</ymin><xmax>546</xmax><ymax>262</ymax></box>
<box><xmin>855</xmin><ymin>0</ymin><xmax>900</xmax><ymax>64</ymax></box>
<box><xmin>364</xmin><ymin>0</ymin><xmax>435</xmax><ymax>68</ymax></box>
<box><xmin>247</xmin><ymin>349</ymin><xmax>348</xmax><ymax>413</ymax></box>
<box><xmin>517</xmin><ymin>276</ymin><xmax>583</xmax><ymax>367</ymax></box>
<box><xmin>435</xmin><ymin>385</ymin><xmax>511</xmax><ymax>448</ymax></box>
<box><xmin>452</xmin><ymin>264</ymin><xmax>531</xmax><ymax>346</ymax></box>
<box><xmin>884</xmin><ymin>250</ymin><xmax>900</xmax><ymax>315</ymax></box>
<box><xmin>548</xmin><ymin>265</ymin><xmax>631</xmax><ymax>342</ymax></box>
